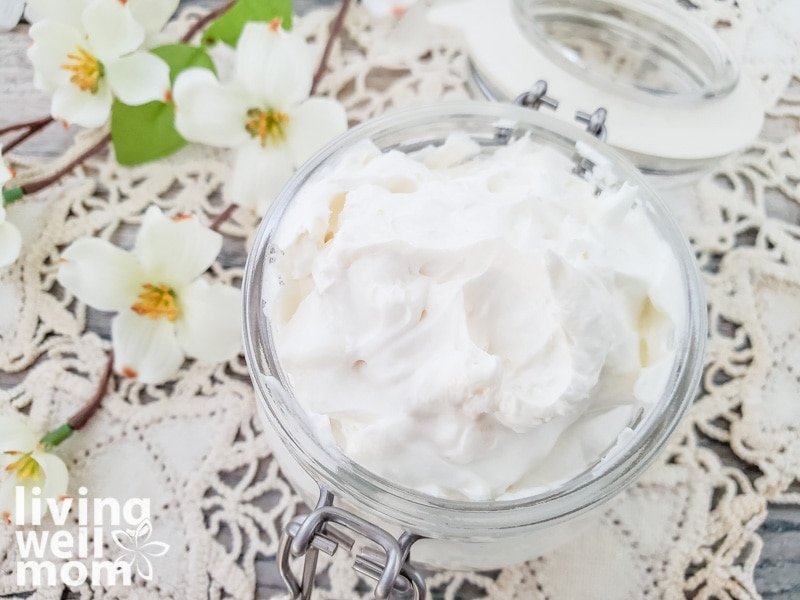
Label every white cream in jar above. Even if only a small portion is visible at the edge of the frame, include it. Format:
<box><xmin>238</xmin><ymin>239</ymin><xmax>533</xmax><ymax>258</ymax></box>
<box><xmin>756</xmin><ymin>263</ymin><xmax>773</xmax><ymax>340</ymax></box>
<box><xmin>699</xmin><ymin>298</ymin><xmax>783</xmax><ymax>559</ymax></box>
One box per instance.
<box><xmin>264</xmin><ymin>133</ymin><xmax>684</xmax><ymax>501</ymax></box>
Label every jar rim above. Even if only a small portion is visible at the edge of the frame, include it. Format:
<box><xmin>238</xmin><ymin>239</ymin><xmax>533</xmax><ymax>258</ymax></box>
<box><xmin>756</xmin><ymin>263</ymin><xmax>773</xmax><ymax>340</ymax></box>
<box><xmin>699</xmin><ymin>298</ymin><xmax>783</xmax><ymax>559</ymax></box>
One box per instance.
<box><xmin>242</xmin><ymin>101</ymin><xmax>707</xmax><ymax>539</ymax></box>
<box><xmin>511</xmin><ymin>0</ymin><xmax>739</xmax><ymax>106</ymax></box>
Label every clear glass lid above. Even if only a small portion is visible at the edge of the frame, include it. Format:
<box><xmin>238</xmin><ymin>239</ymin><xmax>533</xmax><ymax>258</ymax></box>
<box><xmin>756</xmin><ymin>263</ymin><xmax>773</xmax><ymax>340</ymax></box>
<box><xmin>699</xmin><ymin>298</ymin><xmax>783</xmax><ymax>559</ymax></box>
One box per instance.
<box><xmin>512</xmin><ymin>0</ymin><xmax>739</xmax><ymax>105</ymax></box>
<box><xmin>428</xmin><ymin>0</ymin><xmax>762</xmax><ymax>174</ymax></box>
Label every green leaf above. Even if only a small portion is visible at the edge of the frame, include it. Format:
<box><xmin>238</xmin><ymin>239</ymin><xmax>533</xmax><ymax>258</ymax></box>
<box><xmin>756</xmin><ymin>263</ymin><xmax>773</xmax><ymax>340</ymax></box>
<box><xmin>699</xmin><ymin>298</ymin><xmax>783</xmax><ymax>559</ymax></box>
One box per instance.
<box><xmin>150</xmin><ymin>44</ymin><xmax>217</xmax><ymax>86</ymax></box>
<box><xmin>111</xmin><ymin>100</ymin><xmax>186</xmax><ymax>166</ymax></box>
<box><xmin>110</xmin><ymin>44</ymin><xmax>216</xmax><ymax>166</ymax></box>
<box><xmin>203</xmin><ymin>0</ymin><xmax>293</xmax><ymax>47</ymax></box>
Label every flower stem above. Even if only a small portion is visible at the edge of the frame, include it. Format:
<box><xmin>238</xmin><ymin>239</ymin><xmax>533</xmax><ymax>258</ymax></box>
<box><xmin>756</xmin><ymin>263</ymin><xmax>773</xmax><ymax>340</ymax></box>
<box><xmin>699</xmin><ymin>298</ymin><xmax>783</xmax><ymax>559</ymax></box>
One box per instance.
<box><xmin>311</xmin><ymin>0</ymin><xmax>352</xmax><ymax>95</ymax></box>
<box><xmin>3</xmin><ymin>119</ymin><xmax>54</xmax><ymax>153</ymax></box>
<box><xmin>67</xmin><ymin>351</ymin><xmax>115</xmax><ymax>431</ymax></box>
<box><xmin>20</xmin><ymin>133</ymin><xmax>111</xmax><ymax>196</ymax></box>
<box><xmin>182</xmin><ymin>0</ymin><xmax>236</xmax><ymax>43</ymax></box>
<box><xmin>36</xmin><ymin>352</ymin><xmax>114</xmax><ymax>450</ymax></box>
<box><xmin>0</xmin><ymin>116</ymin><xmax>53</xmax><ymax>137</ymax></box>
<box><xmin>39</xmin><ymin>424</ymin><xmax>74</xmax><ymax>450</ymax></box>
<box><xmin>3</xmin><ymin>187</ymin><xmax>24</xmax><ymax>206</ymax></box>
<box><xmin>210</xmin><ymin>203</ymin><xmax>238</xmax><ymax>232</ymax></box>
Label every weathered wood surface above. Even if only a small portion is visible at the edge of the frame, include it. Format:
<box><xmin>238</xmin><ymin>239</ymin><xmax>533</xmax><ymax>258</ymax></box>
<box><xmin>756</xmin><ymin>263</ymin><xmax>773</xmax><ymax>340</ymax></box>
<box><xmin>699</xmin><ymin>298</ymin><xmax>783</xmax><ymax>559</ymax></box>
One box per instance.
<box><xmin>1</xmin><ymin>1</ymin><xmax>798</xmax><ymax>598</ymax></box>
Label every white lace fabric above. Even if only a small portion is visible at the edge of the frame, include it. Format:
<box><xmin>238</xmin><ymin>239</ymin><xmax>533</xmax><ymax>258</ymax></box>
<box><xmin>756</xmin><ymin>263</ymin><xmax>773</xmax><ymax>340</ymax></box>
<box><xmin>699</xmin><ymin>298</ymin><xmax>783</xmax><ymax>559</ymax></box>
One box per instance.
<box><xmin>1</xmin><ymin>1</ymin><xmax>799</xmax><ymax>598</ymax></box>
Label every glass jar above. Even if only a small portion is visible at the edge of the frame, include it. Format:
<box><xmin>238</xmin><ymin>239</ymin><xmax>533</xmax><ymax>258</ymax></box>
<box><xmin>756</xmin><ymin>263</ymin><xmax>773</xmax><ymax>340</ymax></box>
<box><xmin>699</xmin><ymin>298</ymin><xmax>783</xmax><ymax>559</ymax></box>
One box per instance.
<box><xmin>242</xmin><ymin>101</ymin><xmax>707</xmax><ymax>598</ymax></box>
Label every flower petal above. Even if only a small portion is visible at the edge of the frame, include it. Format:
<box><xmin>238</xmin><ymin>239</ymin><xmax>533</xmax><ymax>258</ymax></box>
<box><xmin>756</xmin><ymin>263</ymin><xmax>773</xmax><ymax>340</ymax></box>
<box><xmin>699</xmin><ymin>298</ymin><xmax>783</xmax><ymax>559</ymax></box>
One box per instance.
<box><xmin>0</xmin><ymin>476</ymin><xmax>18</xmax><ymax>521</ymax></box>
<box><xmin>0</xmin><ymin>171</ymin><xmax>11</xmax><ymax>192</ymax></box>
<box><xmin>175</xmin><ymin>279</ymin><xmax>242</xmax><ymax>363</ymax></box>
<box><xmin>173</xmin><ymin>68</ymin><xmax>251</xmax><ymax>148</ymax></box>
<box><xmin>227</xmin><ymin>141</ymin><xmax>295</xmax><ymax>215</ymax></box>
<box><xmin>0</xmin><ymin>415</ymin><xmax>37</xmax><ymax>454</ymax></box>
<box><xmin>286</xmin><ymin>97</ymin><xmax>348</xmax><ymax>166</ymax></box>
<box><xmin>25</xmin><ymin>0</ymin><xmax>89</xmax><ymax>28</ymax></box>
<box><xmin>0</xmin><ymin>148</ymin><xmax>12</xmax><ymax>188</ymax></box>
<box><xmin>111</xmin><ymin>311</ymin><xmax>185</xmax><ymax>384</ymax></box>
<box><xmin>27</xmin><ymin>20</ymin><xmax>85</xmax><ymax>92</ymax></box>
<box><xmin>58</xmin><ymin>237</ymin><xmax>146</xmax><ymax>312</ymax></box>
<box><xmin>51</xmin><ymin>78</ymin><xmax>113</xmax><ymax>127</ymax></box>
<box><xmin>0</xmin><ymin>476</ymin><xmax>38</xmax><ymax>524</ymax></box>
<box><xmin>82</xmin><ymin>0</ymin><xmax>145</xmax><ymax>62</ymax></box>
<box><xmin>106</xmin><ymin>51</ymin><xmax>170</xmax><ymax>106</ymax></box>
<box><xmin>235</xmin><ymin>22</ymin><xmax>313</xmax><ymax>109</ymax></box>
<box><xmin>127</xmin><ymin>0</ymin><xmax>179</xmax><ymax>34</ymax></box>
<box><xmin>0</xmin><ymin>0</ymin><xmax>25</xmax><ymax>32</ymax></box>
<box><xmin>362</xmin><ymin>0</ymin><xmax>417</xmax><ymax>18</ymax></box>
<box><xmin>135</xmin><ymin>518</ymin><xmax>152</xmax><ymax>542</ymax></box>
<box><xmin>34</xmin><ymin>452</ymin><xmax>69</xmax><ymax>502</ymax></box>
<box><xmin>136</xmin><ymin>554</ymin><xmax>154</xmax><ymax>580</ymax></box>
<box><xmin>142</xmin><ymin>540</ymin><xmax>170</xmax><ymax>558</ymax></box>
<box><xmin>112</xmin><ymin>528</ymin><xmax>135</xmax><ymax>551</ymax></box>
<box><xmin>0</xmin><ymin>220</ymin><xmax>22</xmax><ymax>268</ymax></box>
<box><xmin>133</xmin><ymin>206</ymin><xmax>222</xmax><ymax>287</ymax></box>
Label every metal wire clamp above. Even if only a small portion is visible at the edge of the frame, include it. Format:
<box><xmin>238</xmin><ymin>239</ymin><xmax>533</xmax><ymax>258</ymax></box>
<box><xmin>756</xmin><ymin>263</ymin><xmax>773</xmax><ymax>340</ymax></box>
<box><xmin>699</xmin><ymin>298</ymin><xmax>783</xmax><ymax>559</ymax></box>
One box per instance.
<box><xmin>513</xmin><ymin>79</ymin><xmax>608</xmax><ymax>140</ymax></box>
<box><xmin>277</xmin><ymin>488</ymin><xmax>427</xmax><ymax>600</ymax></box>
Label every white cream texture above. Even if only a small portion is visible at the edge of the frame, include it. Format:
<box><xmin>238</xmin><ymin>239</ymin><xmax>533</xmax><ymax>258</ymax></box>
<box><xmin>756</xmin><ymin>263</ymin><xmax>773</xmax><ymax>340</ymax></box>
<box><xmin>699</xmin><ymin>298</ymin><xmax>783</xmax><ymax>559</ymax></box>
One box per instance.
<box><xmin>265</xmin><ymin>134</ymin><xmax>684</xmax><ymax>500</ymax></box>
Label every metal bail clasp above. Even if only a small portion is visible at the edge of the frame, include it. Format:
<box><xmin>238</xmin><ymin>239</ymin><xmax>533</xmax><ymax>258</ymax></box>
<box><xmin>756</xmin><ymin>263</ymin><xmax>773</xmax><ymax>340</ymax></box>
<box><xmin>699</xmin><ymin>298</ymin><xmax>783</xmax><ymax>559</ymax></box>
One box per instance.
<box><xmin>278</xmin><ymin>487</ymin><xmax>427</xmax><ymax>600</ymax></box>
<box><xmin>575</xmin><ymin>107</ymin><xmax>608</xmax><ymax>142</ymax></box>
<box><xmin>514</xmin><ymin>80</ymin><xmax>559</xmax><ymax>111</ymax></box>
<box><xmin>504</xmin><ymin>79</ymin><xmax>609</xmax><ymax>150</ymax></box>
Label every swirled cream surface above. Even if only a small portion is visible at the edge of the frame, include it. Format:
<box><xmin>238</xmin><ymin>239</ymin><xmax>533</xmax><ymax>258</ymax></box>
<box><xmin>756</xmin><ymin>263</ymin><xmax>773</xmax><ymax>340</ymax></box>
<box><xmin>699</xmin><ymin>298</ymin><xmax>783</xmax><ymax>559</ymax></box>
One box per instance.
<box><xmin>264</xmin><ymin>134</ymin><xmax>684</xmax><ymax>500</ymax></box>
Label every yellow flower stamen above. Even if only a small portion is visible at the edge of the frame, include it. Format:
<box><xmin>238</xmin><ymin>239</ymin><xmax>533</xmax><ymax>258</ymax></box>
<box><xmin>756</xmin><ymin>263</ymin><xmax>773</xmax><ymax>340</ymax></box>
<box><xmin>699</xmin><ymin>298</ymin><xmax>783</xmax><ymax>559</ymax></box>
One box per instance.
<box><xmin>131</xmin><ymin>283</ymin><xmax>179</xmax><ymax>321</ymax></box>
<box><xmin>61</xmin><ymin>46</ymin><xmax>103</xmax><ymax>93</ymax></box>
<box><xmin>4</xmin><ymin>451</ymin><xmax>43</xmax><ymax>482</ymax></box>
<box><xmin>245</xmin><ymin>108</ymin><xmax>289</xmax><ymax>148</ymax></box>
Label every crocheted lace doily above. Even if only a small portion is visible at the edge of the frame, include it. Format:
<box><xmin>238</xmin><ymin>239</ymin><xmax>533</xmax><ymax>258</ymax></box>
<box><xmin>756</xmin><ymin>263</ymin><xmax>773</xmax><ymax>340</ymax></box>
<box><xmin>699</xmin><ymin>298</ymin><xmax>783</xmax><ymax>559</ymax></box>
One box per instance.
<box><xmin>1</xmin><ymin>1</ymin><xmax>799</xmax><ymax>598</ymax></box>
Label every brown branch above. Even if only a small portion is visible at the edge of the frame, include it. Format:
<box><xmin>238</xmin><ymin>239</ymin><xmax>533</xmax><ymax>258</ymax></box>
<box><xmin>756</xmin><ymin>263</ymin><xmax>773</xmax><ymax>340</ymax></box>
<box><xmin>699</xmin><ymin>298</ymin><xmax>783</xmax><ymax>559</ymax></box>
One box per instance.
<box><xmin>68</xmin><ymin>352</ymin><xmax>114</xmax><ymax>431</ymax></box>
<box><xmin>311</xmin><ymin>0</ymin><xmax>352</xmax><ymax>95</ymax></box>
<box><xmin>21</xmin><ymin>133</ymin><xmax>110</xmax><ymax>196</ymax></box>
<box><xmin>0</xmin><ymin>116</ymin><xmax>53</xmax><ymax>138</ymax></box>
<box><xmin>182</xmin><ymin>0</ymin><xmax>236</xmax><ymax>43</ymax></box>
<box><xmin>210</xmin><ymin>203</ymin><xmax>238</xmax><ymax>231</ymax></box>
<box><xmin>4</xmin><ymin>119</ymin><xmax>54</xmax><ymax>153</ymax></box>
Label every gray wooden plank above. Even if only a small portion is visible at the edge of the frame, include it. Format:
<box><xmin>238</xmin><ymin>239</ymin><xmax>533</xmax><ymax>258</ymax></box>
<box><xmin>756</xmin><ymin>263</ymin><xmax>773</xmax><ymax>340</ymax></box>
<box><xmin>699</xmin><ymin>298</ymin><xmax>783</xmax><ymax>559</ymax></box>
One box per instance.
<box><xmin>756</xmin><ymin>505</ymin><xmax>800</xmax><ymax>600</ymax></box>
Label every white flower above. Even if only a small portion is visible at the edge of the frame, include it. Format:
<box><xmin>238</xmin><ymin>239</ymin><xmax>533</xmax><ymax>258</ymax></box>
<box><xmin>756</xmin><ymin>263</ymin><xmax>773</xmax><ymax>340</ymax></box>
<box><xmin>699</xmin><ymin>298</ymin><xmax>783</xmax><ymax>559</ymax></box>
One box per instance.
<box><xmin>362</xmin><ymin>0</ymin><xmax>417</xmax><ymax>18</ymax></box>
<box><xmin>26</xmin><ymin>0</ymin><xmax>174</xmax><ymax>127</ymax></box>
<box><xmin>25</xmin><ymin>0</ymin><xmax>180</xmax><ymax>47</ymax></box>
<box><xmin>0</xmin><ymin>148</ymin><xmax>22</xmax><ymax>269</ymax></box>
<box><xmin>0</xmin><ymin>415</ymin><xmax>69</xmax><ymax>525</ymax></box>
<box><xmin>0</xmin><ymin>0</ymin><xmax>25</xmax><ymax>32</ymax></box>
<box><xmin>57</xmin><ymin>206</ymin><xmax>242</xmax><ymax>384</ymax></box>
<box><xmin>112</xmin><ymin>519</ymin><xmax>170</xmax><ymax>580</ymax></box>
<box><xmin>122</xmin><ymin>0</ymin><xmax>180</xmax><ymax>48</ymax></box>
<box><xmin>173</xmin><ymin>20</ymin><xmax>348</xmax><ymax>215</ymax></box>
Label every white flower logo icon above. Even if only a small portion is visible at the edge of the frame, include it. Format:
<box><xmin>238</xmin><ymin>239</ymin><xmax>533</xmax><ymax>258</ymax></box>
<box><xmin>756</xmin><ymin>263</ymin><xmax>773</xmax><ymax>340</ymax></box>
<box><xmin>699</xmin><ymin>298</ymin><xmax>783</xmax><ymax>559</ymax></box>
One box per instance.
<box><xmin>112</xmin><ymin>519</ymin><xmax>169</xmax><ymax>581</ymax></box>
